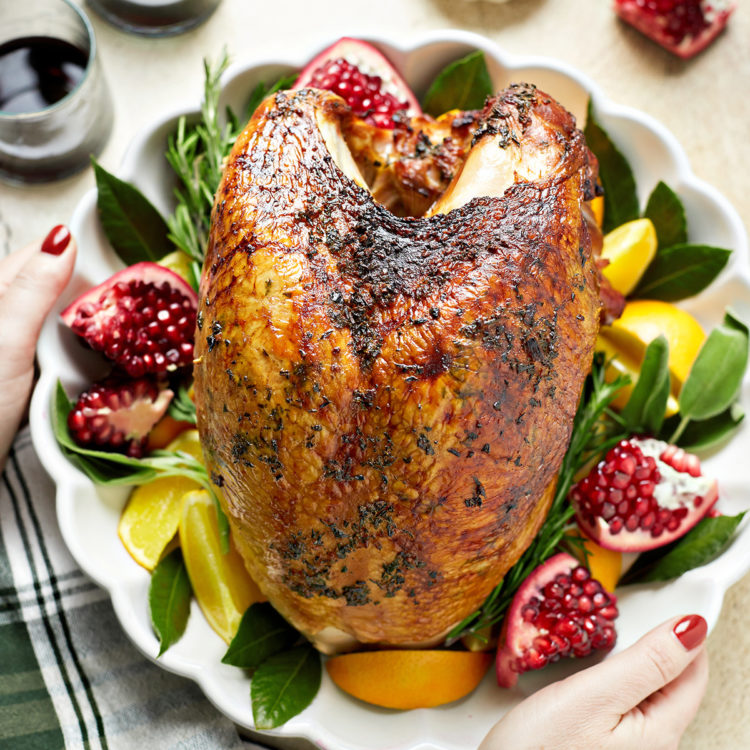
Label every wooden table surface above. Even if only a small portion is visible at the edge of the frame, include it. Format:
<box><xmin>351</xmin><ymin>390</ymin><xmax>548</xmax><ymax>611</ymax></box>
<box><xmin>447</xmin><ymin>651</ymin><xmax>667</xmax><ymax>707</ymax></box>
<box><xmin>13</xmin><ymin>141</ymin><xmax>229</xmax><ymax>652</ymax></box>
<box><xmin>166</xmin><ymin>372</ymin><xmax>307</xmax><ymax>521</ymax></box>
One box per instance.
<box><xmin>1</xmin><ymin>1</ymin><xmax>748</xmax><ymax>747</ymax></box>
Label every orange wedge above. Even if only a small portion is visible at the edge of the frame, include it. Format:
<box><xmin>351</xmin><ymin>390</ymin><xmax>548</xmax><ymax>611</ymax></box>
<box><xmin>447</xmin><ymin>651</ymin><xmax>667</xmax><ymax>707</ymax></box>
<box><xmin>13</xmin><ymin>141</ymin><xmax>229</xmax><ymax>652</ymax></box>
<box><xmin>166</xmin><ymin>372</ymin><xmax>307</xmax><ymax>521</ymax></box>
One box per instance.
<box><xmin>590</xmin><ymin>196</ymin><xmax>604</xmax><ymax>228</ymax></box>
<box><xmin>146</xmin><ymin>414</ymin><xmax>193</xmax><ymax>451</ymax></box>
<box><xmin>179</xmin><ymin>489</ymin><xmax>265</xmax><ymax>643</ymax></box>
<box><xmin>118</xmin><ymin>430</ymin><xmax>203</xmax><ymax>570</ymax></box>
<box><xmin>326</xmin><ymin>650</ymin><xmax>492</xmax><ymax>709</ymax></box>
<box><xmin>581</xmin><ymin>538</ymin><xmax>622</xmax><ymax>593</ymax></box>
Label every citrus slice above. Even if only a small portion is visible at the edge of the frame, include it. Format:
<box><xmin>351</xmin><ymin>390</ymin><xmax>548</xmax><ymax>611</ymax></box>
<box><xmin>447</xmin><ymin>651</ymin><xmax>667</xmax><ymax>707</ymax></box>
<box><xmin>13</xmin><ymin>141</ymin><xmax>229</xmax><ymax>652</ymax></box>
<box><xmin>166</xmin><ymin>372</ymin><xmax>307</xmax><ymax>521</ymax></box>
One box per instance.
<box><xmin>581</xmin><ymin>538</ymin><xmax>622</xmax><ymax>593</ymax></box>
<box><xmin>146</xmin><ymin>414</ymin><xmax>194</xmax><ymax>451</ymax></box>
<box><xmin>158</xmin><ymin>249</ymin><xmax>195</xmax><ymax>282</ymax></box>
<box><xmin>598</xmin><ymin>300</ymin><xmax>706</xmax><ymax>415</ymax></box>
<box><xmin>179</xmin><ymin>489</ymin><xmax>265</xmax><ymax>643</ymax></box>
<box><xmin>326</xmin><ymin>650</ymin><xmax>492</xmax><ymax>709</ymax></box>
<box><xmin>600</xmin><ymin>218</ymin><xmax>657</xmax><ymax>295</ymax></box>
<box><xmin>589</xmin><ymin>195</ymin><xmax>604</xmax><ymax>228</ymax></box>
<box><xmin>118</xmin><ymin>429</ymin><xmax>204</xmax><ymax>570</ymax></box>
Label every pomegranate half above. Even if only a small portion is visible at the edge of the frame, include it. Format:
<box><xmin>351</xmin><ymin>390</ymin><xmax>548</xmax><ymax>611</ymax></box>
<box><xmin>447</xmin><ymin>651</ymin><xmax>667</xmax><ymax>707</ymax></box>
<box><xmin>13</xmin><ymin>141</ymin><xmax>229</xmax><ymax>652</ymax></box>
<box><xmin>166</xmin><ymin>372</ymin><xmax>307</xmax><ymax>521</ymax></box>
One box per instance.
<box><xmin>61</xmin><ymin>261</ymin><xmax>198</xmax><ymax>378</ymax></box>
<box><xmin>294</xmin><ymin>37</ymin><xmax>422</xmax><ymax>128</ymax></box>
<box><xmin>571</xmin><ymin>437</ymin><xmax>718</xmax><ymax>553</ymax></box>
<box><xmin>614</xmin><ymin>0</ymin><xmax>736</xmax><ymax>59</ymax></box>
<box><xmin>496</xmin><ymin>553</ymin><xmax>618</xmax><ymax>688</ymax></box>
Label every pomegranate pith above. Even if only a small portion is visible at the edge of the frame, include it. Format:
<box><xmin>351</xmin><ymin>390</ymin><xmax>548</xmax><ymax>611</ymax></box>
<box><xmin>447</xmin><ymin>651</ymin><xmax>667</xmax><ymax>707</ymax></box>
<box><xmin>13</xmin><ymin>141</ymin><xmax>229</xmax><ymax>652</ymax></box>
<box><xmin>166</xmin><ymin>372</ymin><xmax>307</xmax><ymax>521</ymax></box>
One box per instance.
<box><xmin>61</xmin><ymin>262</ymin><xmax>198</xmax><ymax>377</ymax></box>
<box><xmin>571</xmin><ymin>437</ymin><xmax>718</xmax><ymax>552</ymax></box>
<box><xmin>294</xmin><ymin>37</ymin><xmax>422</xmax><ymax>129</ymax></box>
<box><xmin>68</xmin><ymin>377</ymin><xmax>173</xmax><ymax>457</ymax></box>
<box><xmin>496</xmin><ymin>553</ymin><xmax>618</xmax><ymax>688</ymax></box>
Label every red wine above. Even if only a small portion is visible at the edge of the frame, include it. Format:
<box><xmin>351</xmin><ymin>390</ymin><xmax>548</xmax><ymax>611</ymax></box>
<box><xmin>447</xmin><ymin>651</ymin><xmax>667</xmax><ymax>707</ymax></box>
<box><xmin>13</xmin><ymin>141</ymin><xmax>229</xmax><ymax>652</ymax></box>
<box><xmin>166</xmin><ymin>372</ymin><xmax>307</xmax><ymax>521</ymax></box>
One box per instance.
<box><xmin>0</xmin><ymin>36</ymin><xmax>88</xmax><ymax>114</ymax></box>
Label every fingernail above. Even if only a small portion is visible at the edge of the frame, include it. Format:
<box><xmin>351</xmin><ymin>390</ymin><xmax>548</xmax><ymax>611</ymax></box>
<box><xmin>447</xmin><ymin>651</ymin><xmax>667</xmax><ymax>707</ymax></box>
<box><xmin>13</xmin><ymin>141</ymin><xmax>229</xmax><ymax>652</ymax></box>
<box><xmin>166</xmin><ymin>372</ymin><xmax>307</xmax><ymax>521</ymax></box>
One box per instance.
<box><xmin>41</xmin><ymin>225</ymin><xmax>71</xmax><ymax>256</ymax></box>
<box><xmin>673</xmin><ymin>615</ymin><xmax>707</xmax><ymax>651</ymax></box>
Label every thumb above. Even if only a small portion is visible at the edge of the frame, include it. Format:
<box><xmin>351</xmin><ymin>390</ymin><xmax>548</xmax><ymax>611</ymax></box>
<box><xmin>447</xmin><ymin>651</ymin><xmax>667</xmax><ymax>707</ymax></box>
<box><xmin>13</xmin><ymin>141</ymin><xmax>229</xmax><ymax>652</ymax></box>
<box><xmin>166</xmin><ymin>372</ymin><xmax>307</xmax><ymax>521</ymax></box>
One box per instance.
<box><xmin>0</xmin><ymin>225</ymin><xmax>77</xmax><ymax>380</ymax></box>
<box><xmin>566</xmin><ymin>614</ymin><xmax>707</xmax><ymax>718</ymax></box>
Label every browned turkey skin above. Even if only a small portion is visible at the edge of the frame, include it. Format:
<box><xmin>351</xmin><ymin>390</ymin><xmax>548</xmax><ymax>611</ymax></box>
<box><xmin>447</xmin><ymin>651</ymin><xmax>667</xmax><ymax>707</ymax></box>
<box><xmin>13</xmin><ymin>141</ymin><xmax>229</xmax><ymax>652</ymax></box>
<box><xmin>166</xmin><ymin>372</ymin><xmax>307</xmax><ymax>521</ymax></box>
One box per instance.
<box><xmin>194</xmin><ymin>85</ymin><xmax>603</xmax><ymax>652</ymax></box>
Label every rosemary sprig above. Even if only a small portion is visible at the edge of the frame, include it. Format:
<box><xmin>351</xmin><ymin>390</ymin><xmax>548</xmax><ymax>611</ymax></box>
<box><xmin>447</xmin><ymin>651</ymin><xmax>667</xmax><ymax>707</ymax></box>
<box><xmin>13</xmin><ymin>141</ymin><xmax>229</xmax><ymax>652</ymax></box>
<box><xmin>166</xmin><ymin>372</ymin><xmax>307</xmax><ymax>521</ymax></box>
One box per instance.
<box><xmin>165</xmin><ymin>49</ymin><xmax>239</xmax><ymax>267</ymax></box>
<box><xmin>446</xmin><ymin>356</ymin><xmax>629</xmax><ymax>643</ymax></box>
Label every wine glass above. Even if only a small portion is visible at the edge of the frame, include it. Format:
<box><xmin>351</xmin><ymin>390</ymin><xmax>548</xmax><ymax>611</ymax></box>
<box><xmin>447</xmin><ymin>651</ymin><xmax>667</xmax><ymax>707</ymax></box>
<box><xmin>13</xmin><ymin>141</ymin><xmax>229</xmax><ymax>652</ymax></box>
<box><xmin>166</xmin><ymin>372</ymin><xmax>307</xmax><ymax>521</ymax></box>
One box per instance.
<box><xmin>0</xmin><ymin>0</ymin><xmax>113</xmax><ymax>184</ymax></box>
<box><xmin>86</xmin><ymin>0</ymin><xmax>223</xmax><ymax>36</ymax></box>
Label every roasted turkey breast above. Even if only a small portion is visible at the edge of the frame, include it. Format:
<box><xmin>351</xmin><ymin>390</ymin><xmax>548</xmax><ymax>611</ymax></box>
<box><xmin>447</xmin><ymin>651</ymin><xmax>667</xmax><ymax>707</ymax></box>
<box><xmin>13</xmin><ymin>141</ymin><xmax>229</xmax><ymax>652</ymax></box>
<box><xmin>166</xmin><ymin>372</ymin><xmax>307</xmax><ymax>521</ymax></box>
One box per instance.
<box><xmin>194</xmin><ymin>85</ymin><xmax>603</xmax><ymax>652</ymax></box>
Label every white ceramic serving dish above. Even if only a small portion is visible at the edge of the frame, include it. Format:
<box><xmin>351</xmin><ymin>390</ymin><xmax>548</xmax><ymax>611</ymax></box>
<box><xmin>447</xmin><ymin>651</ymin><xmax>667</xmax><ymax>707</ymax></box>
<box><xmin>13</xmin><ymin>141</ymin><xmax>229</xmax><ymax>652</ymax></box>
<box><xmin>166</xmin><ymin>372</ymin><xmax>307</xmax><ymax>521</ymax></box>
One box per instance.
<box><xmin>30</xmin><ymin>29</ymin><xmax>750</xmax><ymax>750</ymax></box>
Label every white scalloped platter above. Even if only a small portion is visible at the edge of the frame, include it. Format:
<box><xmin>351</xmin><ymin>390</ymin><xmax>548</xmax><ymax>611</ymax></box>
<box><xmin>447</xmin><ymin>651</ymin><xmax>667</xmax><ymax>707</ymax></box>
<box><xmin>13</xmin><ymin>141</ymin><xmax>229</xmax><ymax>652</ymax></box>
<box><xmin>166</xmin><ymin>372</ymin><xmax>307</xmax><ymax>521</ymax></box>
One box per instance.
<box><xmin>30</xmin><ymin>30</ymin><xmax>750</xmax><ymax>750</ymax></box>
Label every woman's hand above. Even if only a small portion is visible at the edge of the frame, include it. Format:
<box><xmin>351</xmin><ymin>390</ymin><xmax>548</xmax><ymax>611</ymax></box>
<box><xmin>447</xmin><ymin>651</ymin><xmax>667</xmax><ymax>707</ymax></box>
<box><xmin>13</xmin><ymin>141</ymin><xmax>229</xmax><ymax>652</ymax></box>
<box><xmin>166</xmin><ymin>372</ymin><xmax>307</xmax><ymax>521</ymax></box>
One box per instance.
<box><xmin>480</xmin><ymin>614</ymin><xmax>708</xmax><ymax>750</ymax></box>
<box><xmin>0</xmin><ymin>226</ymin><xmax>76</xmax><ymax>468</ymax></box>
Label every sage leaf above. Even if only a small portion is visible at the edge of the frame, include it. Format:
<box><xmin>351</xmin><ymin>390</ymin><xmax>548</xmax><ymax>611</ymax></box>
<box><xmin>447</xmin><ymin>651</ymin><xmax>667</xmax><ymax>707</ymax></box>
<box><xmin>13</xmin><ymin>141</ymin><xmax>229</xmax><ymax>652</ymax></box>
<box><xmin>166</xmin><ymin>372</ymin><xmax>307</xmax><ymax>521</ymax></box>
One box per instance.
<box><xmin>584</xmin><ymin>100</ymin><xmax>639</xmax><ymax>233</ymax></box>
<box><xmin>678</xmin><ymin>312</ymin><xmax>749</xmax><ymax>421</ymax></box>
<box><xmin>644</xmin><ymin>181</ymin><xmax>687</xmax><ymax>249</ymax></box>
<box><xmin>661</xmin><ymin>402</ymin><xmax>745</xmax><ymax>452</ymax></box>
<box><xmin>92</xmin><ymin>158</ymin><xmax>172</xmax><ymax>265</ymax></box>
<box><xmin>251</xmin><ymin>644</ymin><xmax>321</xmax><ymax>729</ymax></box>
<box><xmin>167</xmin><ymin>384</ymin><xmax>197</xmax><ymax>425</ymax></box>
<box><xmin>621</xmin><ymin>335</ymin><xmax>670</xmax><ymax>434</ymax></box>
<box><xmin>634</xmin><ymin>243</ymin><xmax>731</xmax><ymax>301</ymax></box>
<box><xmin>150</xmin><ymin>548</ymin><xmax>192</xmax><ymax>655</ymax></box>
<box><xmin>621</xmin><ymin>512</ymin><xmax>746</xmax><ymax>584</ymax></box>
<box><xmin>246</xmin><ymin>73</ymin><xmax>297</xmax><ymax>119</ymax></box>
<box><xmin>422</xmin><ymin>50</ymin><xmax>493</xmax><ymax>117</ymax></box>
<box><xmin>222</xmin><ymin>603</ymin><xmax>298</xmax><ymax>669</ymax></box>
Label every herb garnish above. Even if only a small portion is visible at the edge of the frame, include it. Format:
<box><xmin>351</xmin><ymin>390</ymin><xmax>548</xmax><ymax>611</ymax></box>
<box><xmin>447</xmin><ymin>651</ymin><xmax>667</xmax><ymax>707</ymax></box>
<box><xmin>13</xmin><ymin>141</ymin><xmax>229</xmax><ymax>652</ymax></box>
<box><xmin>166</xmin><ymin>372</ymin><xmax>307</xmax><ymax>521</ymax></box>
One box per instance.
<box><xmin>422</xmin><ymin>50</ymin><xmax>493</xmax><ymax>116</ymax></box>
<box><xmin>586</xmin><ymin>103</ymin><xmax>734</xmax><ymax>303</ymax></box>
<box><xmin>149</xmin><ymin>548</ymin><xmax>192</xmax><ymax>656</ymax></box>
<box><xmin>92</xmin><ymin>157</ymin><xmax>172</xmax><ymax>266</ymax></box>
<box><xmin>621</xmin><ymin>512</ymin><xmax>747</xmax><ymax>585</ymax></box>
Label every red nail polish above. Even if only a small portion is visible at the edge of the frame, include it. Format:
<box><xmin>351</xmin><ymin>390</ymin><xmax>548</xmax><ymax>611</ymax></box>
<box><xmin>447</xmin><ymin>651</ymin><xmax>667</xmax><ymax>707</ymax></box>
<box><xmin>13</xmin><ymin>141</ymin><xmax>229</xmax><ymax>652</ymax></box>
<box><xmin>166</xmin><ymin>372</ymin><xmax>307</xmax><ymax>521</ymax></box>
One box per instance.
<box><xmin>673</xmin><ymin>615</ymin><xmax>707</xmax><ymax>651</ymax></box>
<box><xmin>41</xmin><ymin>225</ymin><xmax>71</xmax><ymax>256</ymax></box>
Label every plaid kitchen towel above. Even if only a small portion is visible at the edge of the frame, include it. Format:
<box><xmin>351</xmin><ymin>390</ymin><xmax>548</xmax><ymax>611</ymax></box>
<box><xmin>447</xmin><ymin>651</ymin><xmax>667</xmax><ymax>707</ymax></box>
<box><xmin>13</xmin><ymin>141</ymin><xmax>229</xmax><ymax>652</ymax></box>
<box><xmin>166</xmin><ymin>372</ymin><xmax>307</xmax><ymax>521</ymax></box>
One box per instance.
<box><xmin>0</xmin><ymin>426</ymin><xmax>263</xmax><ymax>750</ymax></box>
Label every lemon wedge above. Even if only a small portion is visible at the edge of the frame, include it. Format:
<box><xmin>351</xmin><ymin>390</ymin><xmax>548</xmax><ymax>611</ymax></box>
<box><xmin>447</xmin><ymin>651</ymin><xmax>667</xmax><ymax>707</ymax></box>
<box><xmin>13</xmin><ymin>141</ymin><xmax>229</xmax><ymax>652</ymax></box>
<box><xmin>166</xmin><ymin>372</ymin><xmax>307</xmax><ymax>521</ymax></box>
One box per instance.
<box><xmin>158</xmin><ymin>249</ymin><xmax>195</xmax><ymax>282</ymax></box>
<box><xmin>118</xmin><ymin>430</ymin><xmax>203</xmax><ymax>570</ymax></box>
<box><xmin>179</xmin><ymin>489</ymin><xmax>265</xmax><ymax>643</ymax></box>
<box><xmin>601</xmin><ymin>218</ymin><xmax>657</xmax><ymax>296</ymax></box>
<box><xmin>598</xmin><ymin>300</ymin><xmax>706</xmax><ymax>416</ymax></box>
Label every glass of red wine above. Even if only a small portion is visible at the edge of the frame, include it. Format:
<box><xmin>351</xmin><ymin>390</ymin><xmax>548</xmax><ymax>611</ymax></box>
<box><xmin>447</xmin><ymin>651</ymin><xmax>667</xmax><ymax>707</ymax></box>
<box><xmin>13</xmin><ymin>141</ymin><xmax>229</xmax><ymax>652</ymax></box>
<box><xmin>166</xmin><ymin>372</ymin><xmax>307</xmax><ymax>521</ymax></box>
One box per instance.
<box><xmin>0</xmin><ymin>0</ymin><xmax>113</xmax><ymax>184</ymax></box>
<box><xmin>86</xmin><ymin>0</ymin><xmax>223</xmax><ymax>36</ymax></box>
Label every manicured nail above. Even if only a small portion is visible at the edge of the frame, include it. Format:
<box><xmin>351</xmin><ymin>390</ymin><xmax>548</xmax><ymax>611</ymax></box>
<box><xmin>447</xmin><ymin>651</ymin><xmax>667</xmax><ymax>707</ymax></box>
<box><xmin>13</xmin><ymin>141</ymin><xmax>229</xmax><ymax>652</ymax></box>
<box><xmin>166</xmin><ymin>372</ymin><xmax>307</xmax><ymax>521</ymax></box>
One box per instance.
<box><xmin>673</xmin><ymin>615</ymin><xmax>707</xmax><ymax>651</ymax></box>
<box><xmin>41</xmin><ymin>225</ymin><xmax>71</xmax><ymax>256</ymax></box>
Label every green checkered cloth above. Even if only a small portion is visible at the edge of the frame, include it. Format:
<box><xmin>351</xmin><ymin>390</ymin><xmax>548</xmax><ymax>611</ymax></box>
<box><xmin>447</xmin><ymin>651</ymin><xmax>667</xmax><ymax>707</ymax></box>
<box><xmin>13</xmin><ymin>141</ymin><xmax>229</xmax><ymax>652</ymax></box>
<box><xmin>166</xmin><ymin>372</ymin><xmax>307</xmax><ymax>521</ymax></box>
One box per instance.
<box><xmin>0</xmin><ymin>427</ymin><xmax>264</xmax><ymax>750</ymax></box>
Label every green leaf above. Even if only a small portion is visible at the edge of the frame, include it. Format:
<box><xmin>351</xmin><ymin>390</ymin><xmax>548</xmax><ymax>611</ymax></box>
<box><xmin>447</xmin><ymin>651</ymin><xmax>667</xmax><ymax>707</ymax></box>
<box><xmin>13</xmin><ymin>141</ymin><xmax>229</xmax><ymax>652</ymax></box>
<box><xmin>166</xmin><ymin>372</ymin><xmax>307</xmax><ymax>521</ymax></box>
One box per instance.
<box><xmin>222</xmin><ymin>603</ymin><xmax>299</xmax><ymax>669</ymax></box>
<box><xmin>149</xmin><ymin>548</ymin><xmax>192</xmax><ymax>655</ymax></box>
<box><xmin>167</xmin><ymin>384</ymin><xmax>197</xmax><ymax>425</ymax></box>
<box><xmin>634</xmin><ymin>243</ymin><xmax>731</xmax><ymax>301</ymax></box>
<box><xmin>584</xmin><ymin>100</ymin><xmax>639</xmax><ymax>233</ymax></box>
<box><xmin>251</xmin><ymin>644</ymin><xmax>321</xmax><ymax>729</ymax></box>
<box><xmin>621</xmin><ymin>512</ymin><xmax>746</xmax><ymax>584</ymax></box>
<box><xmin>92</xmin><ymin>158</ymin><xmax>172</xmax><ymax>265</ymax></box>
<box><xmin>644</xmin><ymin>181</ymin><xmax>687</xmax><ymax>249</ymax></box>
<box><xmin>678</xmin><ymin>313</ymin><xmax>749</xmax><ymax>421</ymax></box>
<box><xmin>246</xmin><ymin>73</ymin><xmax>297</xmax><ymax>119</ymax></box>
<box><xmin>661</xmin><ymin>402</ymin><xmax>744</xmax><ymax>452</ymax></box>
<box><xmin>621</xmin><ymin>335</ymin><xmax>670</xmax><ymax>434</ymax></box>
<box><xmin>422</xmin><ymin>50</ymin><xmax>493</xmax><ymax>117</ymax></box>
